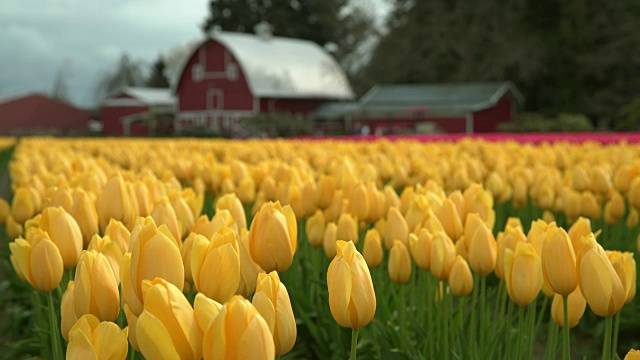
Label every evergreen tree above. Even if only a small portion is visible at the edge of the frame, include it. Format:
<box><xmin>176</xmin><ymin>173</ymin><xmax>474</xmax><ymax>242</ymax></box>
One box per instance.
<box><xmin>146</xmin><ymin>56</ymin><xmax>170</xmax><ymax>88</ymax></box>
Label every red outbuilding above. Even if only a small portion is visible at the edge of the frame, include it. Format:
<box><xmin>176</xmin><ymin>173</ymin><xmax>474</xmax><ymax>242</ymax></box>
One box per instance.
<box><xmin>173</xmin><ymin>25</ymin><xmax>354</xmax><ymax>136</ymax></box>
<box><xmin>351</xmin><ymin>82</ymin><xmax>524</xmax><ymax>135</ymax></box>
<box><xmin>0</xmin><ymin>93</ymin><xmax>91</xmax><ymax>135</ymax></box>
<box><xmin>101</xmin><ymin>87</ymin><xmax>175</xmax><ymax>136</ymax></box>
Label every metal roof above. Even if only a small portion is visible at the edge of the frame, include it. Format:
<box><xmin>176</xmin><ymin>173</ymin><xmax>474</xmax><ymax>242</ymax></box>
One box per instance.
<box><xmin>120</xmin><ymin>87</ymin><xmax>175</xmax><ymax>106</ymax></box>
<box><xmin>312</xmin><ymin>102</ymin><xmax>360</xmax><ymax>120</ymax></box>
<box><xmin>359</xmin><ymin>82</ymin><xmax>524</xmax><ymax>115</ymax></box>
<box><xmin>210</xmin><ymin>32</ymin><xmax>354</xmax><ymax>99</ymax></box>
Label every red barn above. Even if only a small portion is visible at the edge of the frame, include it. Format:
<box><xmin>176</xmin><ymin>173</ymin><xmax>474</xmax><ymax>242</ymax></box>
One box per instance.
<box><xmin>101</xmin><ymin>87</ymin><xmax>175</xmax><ymax>136</ymax></box>
<box><xmin>174</xmin><ymin>28</ymin><xmax>354</xmax><ymax>136</ymax></box>
<box><xmin>352</xmin><ymin>82</ymin><xmax>524</xmax><ymax>135</ymax></box>
<box><xmin>0</xmin><ymin>93</ymin><xmax>91</xmax><ymax>135</ymax></box>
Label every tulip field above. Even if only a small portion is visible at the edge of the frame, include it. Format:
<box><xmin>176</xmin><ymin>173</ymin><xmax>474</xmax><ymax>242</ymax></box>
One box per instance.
<box><xmin>3</xmin><ymin>135</ymin><xmax>640</xmax><ymax>359</ymax></box>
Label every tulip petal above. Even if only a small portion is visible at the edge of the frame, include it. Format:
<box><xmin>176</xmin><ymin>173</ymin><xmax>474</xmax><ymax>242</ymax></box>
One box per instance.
<box><xmin>327</xmin><ymin>257</ymin><xmax>352</xmax><ymax>328</ymax></box>
<box><xmin>91</xmin><ymin>322</ymin><xmax>128</xmax><ymax>360</ymax></box>
<box><xmin>237</xmin><ymin>315</ymin><xmax>275</xmax><ymax>360</ymax></box>
<box><xmin>194</xmin><ymin>293</ymin><xmax>223</xmax><ymax>333</ymax></box>
<box><xmin>67</xmin><ymin>327</ymin><xmax>99</xmax><ymax>360</ymax></box>
<box><xmin>30</xmin><ymin>238</ymin><xmax>63</xmax><ymax>292</ymax></box>
<box><xmin>137</xmin><ymin>310</ymin><xmax>182</xmax><ymax>360</ymax></box>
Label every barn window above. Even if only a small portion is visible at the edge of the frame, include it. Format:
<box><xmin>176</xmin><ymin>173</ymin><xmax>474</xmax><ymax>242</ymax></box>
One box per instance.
<box><xmin>192</xmin><ymin>64</ymin><xmax>204</xmax><ymax>82</ymax></box>
<box><xmin>227</xmin><ymin>63</ymin><xmax>238</xmax><ymax>81</ymax></box>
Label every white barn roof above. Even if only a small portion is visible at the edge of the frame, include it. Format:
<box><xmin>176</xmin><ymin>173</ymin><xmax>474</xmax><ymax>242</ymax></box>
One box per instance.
<box><xmin>178</xmin><ymin>31</ymin><xmax>354</xmax><ymax>100</ymax></box>
<box><xmin>103</xmin><ymin>87</ymin><xmax>175</xmax><ymax>107</ymax></box>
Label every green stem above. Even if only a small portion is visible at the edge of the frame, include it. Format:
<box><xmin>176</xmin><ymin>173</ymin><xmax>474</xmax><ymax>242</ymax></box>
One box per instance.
<box><xmin>612</xmin><ymin>311</ymin><xmax>621</xmax><ymax>360</ymax></box>
<box><xmin>128</xmin><ymin>345</ymin><xmax>136</xmax><ymax>360</ymax></box>
<box><xmin>442</xmin><ymin>281</ymin><xmax>450</xmax><ymax>360</ymax></box>
<box><xmin>603</xmin><ymin>316</ymin><xmax>613</xmax><ymax>360</ymax></box>
<box><xmin>479</xmin><ymin>276</ymin><xmax>487</xmax><ymax>352</ymax></box>
<box><xmin>534</xmin><ymin>296</ymin><xmax>549</xmax><ymax>336</ymax></box>
<box><xmin>562</xmin><ymin>295</ymin><xmax>570</xmax><ymax>360</ymax></box>
<box><xmin>47</xmin><ymin>291</ymin><xmax>63</xmax><ymax>360</ymax></box>
<box><xmin>427</xmin><ymin>274</ymin><xmax>434</xmax><ymax>359</ymax></box>
<box><xmin>399</xmin><ymin>284</ymin><xmax>407</xmax><ymax>352</ymax></box>
<box><xmin>516</xmin><ymin>305</ymin><xmax>525</xmax><ymax>360</ymax></box>
<box><xmin>469</xmin><ymin>274</ymin><xmax>479</xmax><ymax>353</ymax></box>
<box><xmin>528</xmin><ymin>300</ymin><xmax>538</xmax><ymax>360</ymax></box>
<box><xmin>505</xmin><ymin>300</ymin><xmax>514</xmax><ymax>358</ymax></box>
<box><xmin>350</xmin><ymin>328</ymin><xmax>360</xmax><ymax>360</ymax></box>
<box><xmin>546</xmin><ymin>319</ymin><xmax>559</xmax><ymax>360</ymax></box>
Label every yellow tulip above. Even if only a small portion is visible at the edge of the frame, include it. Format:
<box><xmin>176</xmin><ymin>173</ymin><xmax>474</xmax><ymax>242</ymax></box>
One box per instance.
<box><xmin>11</xmin><ymin>186</ymin><xmax>36</xmax><ymax>224</ymax></box>
<box><xmin>123</xmin><ymin>304</ymin><xmax>140</xmax><ymax>351</ymax></box>
<box><xmin>125</xmin><ymin>217</ymin><xmax>184</xmax><ymax>316</ymax></box>
<box><xmin>301</xmin><ymin>180</ymin><xmax>317</xmax><ymax>217</ymax></box>
<box><xmin>87</xmin><ymin>234</ymin><xmax>124</xmax><ymax>282</ymax></box>
<box><xmin>551</xmin><ymin>287</ymin><xmax>587</xmax><ymax>328</ymax></box>
<box><xmin>409</xmin><ymin>229</ymin><xmax>432</xmax><ymax>270</ymax></box>
<box><xmin>315</xmin><ymin>174</ymin><xmax>336</xmax><ymax>209</ymax></box>
<box><xmin>581</xmin><ymin>191</ymin><xmax>601</xmax><ymax>220</ymax></box>
<box><xmin>567</xmin><ymin>217</ymin><xmax>592</xmax><ymax>254</ymax></box>
<box><xmin>74</xmin><ymin>250</ymin><xmax>120</xmax><ymax>322</ymax></box>
<box><xmin>6</xmin><ymin>215</ymin><xmax>23</xmax><ymax>239</ymax></box>
<box><xmin>467</xmin><ymin>222</ymin><xmax>497</xmax><ymax>276</ymax></box>
<box><xmin>607</xmin><ymin>251</ymin><xmax>636</xmax><ymax>304</ymax></box>
<box><xmin>336</xmin><ymin>212</ymin><xmax>358</xmax><ymax>244</ymax></box>
<box><xmin>193</xmin><ymin>293</ymin><xmax>222</xmax><ymax>333</ymax></box>
<box><xmin>324</xmin><ymin>190</ymin><xmax>347</xmax><ymax>223</ymax></box>
<box><xmin>327</xmin><ymin>240</ymin><xmax>376</xmax><ymax>328</ymax></box>
<box><xmin>61</xmin><ymin>280</ymin><xmax>78</xmax><ymax>341</ymax></box>
<box><xmin>191</xmin><ymin>230</ymin><xmax>240</xmax><ymax>303</ymax></box>
<box><xmin>130</xmin><ymin>181</ymin><xmax>153</xmax><ymax>217</ymax></box>
<box><xmin>96</xmin><ymin>173</ymin><xmax>134</xmax><ymax>231</ymax></box>
<box><xmin>578</xmin><ymin>243</ymin><xmax>625</xmax><ymax>317</ymax></box>
<box><xmin>0</xmin><ymin>197</ymin><xmax>10</xmax><ymax>225</ymax></box>
<box><xmin>604</xmin><ymin>191</ymin><xmax>625</xmax><ymax>225</ymax></box>
<box><xmin>323</xmin><ymin>222</ymin><xmax>338</xmax><ymax>259</ymax></box>
<box><xmin>495</xmin><ymin>226</ymin><xmax>526</xmax><ymax>280</ymax></box>
<box><xmin>104</xmin><ymin>219</ymin><xmax>130</xmax><ymax>253</ymax></box>
<box><xmin>362</xmin><ymin>228</ymin><xmax>383</xmax><ymax>269</ymax></box>
<box><xmin>39</xmin><ymin>206</ymin><xmax>83</xmax><ymax>270</ymax></box>
<box><xmin>216</xmin><ymin>193</ymin><xmax>247</xmax><ymax>230</ymax></box>
<box><xmin>384</xmin><ymin>185</ymin><xmax>400</xmax><ymax>214</ymax></box>
<box><xmin>136</xmin><ymin>278</ymin><xmax>202</xmax><ymax>360</ymax></box>
<box><xmin>625</xmin><ymin>349</ymin><xmax>640</xmax><ymax>360</ymax></box>
<box><xmin>181</xmin><ymin>187</ymin><xmax>204</xmax><ymax>220</ymax></box>
<box><xmin>192</xmin><ymin>210</ymin><xmax>237</xmax><ymax>239</ymax></box>
<box><xmin>252</xmin><ymin>271</ymin><xmax>297</xmax><ymax>356</ymax></box>
<box><xmin>591</xmin><ymin>167</ymin><xmax>611</xmax><ymax>195</ymax></box>
<box><xmin>389</xmin><ymin>240</ymin><xmax>412</xmax><ymax>284</ymax></box>
<box><xmin>463</xmin><ymin>212</ymin><xmax>485</xmax><ymax>251</ymax></box>
<box><xmin>463</xmin><ymin>184</ymin><xmax>495</xmax><ymax>229</ymax></box>
<box><xmin>171</xmin><ymin>193</ymin><xmax>196</xmax><ymax>238</ymax></box>
<box><xmin>67</xmin><ymin>314</ymin><xmax>128</xmax><ymax>360</ymax></box>
<box><xmin>630</xmin><ymin>177</ymin><xmax>640</xmax><ymax>210</ymax></box>
<box><xmin>504</xmin><ymin>242</ymin><xmax>542</xmax><ymax>306</ymax></box>
<box><xmin>151</xmin><ymin>197</ymin><xmax>182</xmax><ymax>243</ymax></box>
<box><xmin>384</xmin><ymin>206</ymin><xmax>409</xmax><ymax>249</ymax></box>
<box><xmin>237</xmin><ymin>177</ymin><xmax>256</xmax><ymax>204</ymax></box>
<box><xmin>9</xmin><ymin>230</ymin><xmax>63</xmax><ymax>292</ymax></box>
<box><xmin>541</xmin><ymin>226</ymin><xmax>577</xmax><ymax>296</ymax></box>
<box><xmin>248</xmin><ymin>201</ymin><xmax>297</xmax><ymax>272</ymax></box>
<box><xmin>449</xmin><ymin>256</ymin><xmax>473</xmax><ymax>297</ymax></box>
<box><xmin>305</xmin><ymin>210</ymin><xmax>325</xmax><ymax>248</ymax></box>
<box><xmin>430</xmin><ymin>232</ymin><xmax>456</xmax><ymax>280</ymax></box>
<box><xmin>436</xmin><ymin>199</ymin><xmax>463</xmax><ymax>242</ymax></box>
<box><xmin>627</xmin><ymin>209</ymin><xmax>639</xmax><ymax>229</ymax></box>
<box><xmin>399</xmin><ymin>186</ymin><xmax>414</xmax><ymax>215</ymax></box>
<box><xmin>70</xmin><ymin>189</ymin><xmax>99</xmax><ymax>247</ymax></box>
<box><xmin>512</xmin><ymin>176</ymin><xmax>528</xmax><ymax>208</ymax></box>
<box><xmin>237</xmin><ymin>229</ymin><xmax>263</xmax><ymax>297</ymax></box>
<box><xmin>181</xmin><ymin>233</ymin><xmax>198</xmax><ymax>284</ymax></box>
<box><xmin>348</xmin><ymin>182</ymin><xmax>370</xmax><ymax>222</ymax></box>
<box><xmin>203</xmin><ymin>295</ymin><xmax>274</xmax><ymax>360</ymax></box>
<box><xmin>46</xmin><ymin>186</ymin><xmax>73</xmax><ymax>212</ymax></box>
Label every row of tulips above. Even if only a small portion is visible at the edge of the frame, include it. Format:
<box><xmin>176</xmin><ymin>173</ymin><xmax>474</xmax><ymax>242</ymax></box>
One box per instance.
<box><xmin>2</xmin><ymin>137</ymin><xmax>640</xmax><ymax>359</ymax></box>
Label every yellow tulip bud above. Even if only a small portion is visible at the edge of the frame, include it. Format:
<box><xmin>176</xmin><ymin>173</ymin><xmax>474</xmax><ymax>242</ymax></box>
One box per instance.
<box><xmin>384</xmin><ymin>206</ymin><xmax>409</xmax><ymax>249</ymax></box>
<box><xmin>203</xmin><ymin>295</ymin><xmax>274</xmax><ymax>360</ymax></box>
<box><xmin>306</xmin><ymin>210</ymin><xmax>325</xmax><ymax>248</ymax></box>
<box><xmin>249</xmin><ymin>201</ymin><xmax>297</xmax><ymax>272</ymax></box>
<box><xmin>216</xmin><ymin>193</ymin><xmax>247</xmax><ymax>230</ymax></box>
<box><xmin>181</xmin><ymin>188</ymin><xmax>204</xmax><ymax>219</ymax></box>
<box><xmin>74</xmin><ymin>250</ymin><xmax>120</xmax><ymax>322</ymax></box>
<box><xmin>125</xmin><ymin>217</ymin><xmax>184</xmax><ymax>316</ymax></box>
<box><xmin>463</xmin><ymin>184</ymin><xmax>495</xmax><ymax>229</ymax></box>
<box><xmin>591</xmin><ymin>167</ymin><xmax>611</xmax><ymax>195</ymax></box>
<box><xmin>252</xmin><ymin>271</ymin><xmax>297</xmax><ymax>356</ymax></box>
<box><xmin>630</xmin><ymin>177</ymin><xmax>640</xmax><ymax>210</ymax></box>
<box><xmin>551</xmin><ymin>288</ymin><xmax>587</xmax><ymax>328</ymax></box>
<box><xmin>541</xmin><ymin>226</ymin><xmax>577</xmax><ymax>296</ymax></box>
<box><xmin>399</xmin><ymin>186</ymin><xmax>414</xmax><ymax>215</ymax></box>
<box><xmin>46</xmin><ymin>186</ymin><xmax>73</xmax><ymax>212</ymax></box>
<box><xmin>237</xmin><ymin>229</ymin><xmax>263</xmax><ymax>297</ymax></box>
<box><xmin>495</xmin><ymin>226</ymin><xmax>526</xmax><ymax>280</ymax></box>
<box><xmin>181</xmin><ymin>233</ymin><xmax>197</xmax><ymax>284</ymax></box>
<box><xmin>315</xmin><ymin>174</ymin><xmax>336</xmax><ymax>209</ymax></box>
<box><xmin>578</xmin><ymin>243</ymin><xmax>625</xmax><ymax>317</ymax></box>
<box><xmin>192</xmin><ymin>210</ymin><xmax>238</xmax><ymax>239</ymax></box>
<box><xmin>191</xmin><ymin>230</ymin><xmax>240</xmax><ymax>303</ymax></box>
<box><xmin>513</xmin><ymin>177</ymin><xmax>528</xmax><ymax>209</ymax></box>
<box><xmin>9</xmin><ymin>231</ymin><xmax>63</xmax><ymax>292</ymax></box>
<box><xmin>449</xmin><ymin>256</ymin><xmax>473</xmax><ymax>297</ymax></box>
<box><xmin>463</xmin><ymin>213</ymin><xmax>485</xmax><ymax>251</ymax></box>
<box><xmin>409</xmin><ymin>229</ymin><xmax>432</xmax><ymax>270</ymax></box>
<box><xmin>504</xmin><ymin>242</ymin><xmax>542</xmax><ymax>307</ymax></box>
<box><xmin>542</xmin><ymin>210</ymin><xmax>555</xmax><ymax>224</ymax></box>
<box><xmin>171</xmin><ymin>193</ymin><xmax>196</xmax><ymax>238</ymax></box>
<box><xmin>60</xmin><ymin>280</ymin><xmax>78</xmax><ymax>341</ymax></box>
<box><xmin>87</xmin><ymin>234</ymin><xmax>124</xmax><ymax>283</ymax></box>
<box><xmin>67</xmin><ymin>314</ymin><xmax>128</xmax><ymax>360</ymax></box>
<box><xmin>137</xmin><ymin>278</ymin><xmax>202</xmax><ymax>360</ymax></box>
<box><xmin>6</xmin><ymin>215</ymin><xmax>23</xmax><ymax>239</ymax></box>
<box><xmin>607</xmin><ymin>251</ymin><xmax>636</xmax><ymax>305</ymax></box>
<box><xmin>625</xmin><ymin>349</ymin><xmax>640</xmax><ymax>360</ymax></box>
<box><xmin>324</xmin><ymin>190</ymin><xmax>346</xmax><ymax>223</ymax></box>
<box><xmin>567</xmin><ymin>217</ymin><xmax>591</xmax><ymax>254</ymax></box>
<box><xmin>327</xmin><ymin>240</ymin><xmax>376</xmax><ymax>328</ymax></box>
<box><xmin>97</xmin><ymin>173</ymin><xmax>135</xmax><ymax>231</ymax></box>
<box><xmin>581</xmin><ymin>191</ymin><xmax>601</xmax><ymax>220</ymax></box>
<box><xmin>193</xmin><ymin>293</ymin><xmax>222</xmax><ymax>333</ymax></box>
<box><xmin>467</xmin><ymin>222</ymin><xmax>497</xmax><ymax>276</ymax></box>
<box><xmin>627</xmin><ymin>208</ymin><xmax>639</xmax><ymax>229</ymax></box>
<box><xmin>389</xmin><ymin>240</ymin><xmax>412</xmax><ymax>284</ymax></box>
<box><xmin>336</xmin><ymin>212</ymin><xmax>358</xmax><ymax>244</ymax></box>
<box><xmin>348</xmin><ymin>182</ymin><xmax>370</xmax><ymax>222</ymax></box>
<box><xmin>40</xmin><ymin>206</ymin><xmax>83</xmax><ymax>270</ymax></box>
<box><xmin>151</xmin><ymin>197</ymin><xmax>182</xmax><ymax>243</ymax></box>
<box><xmin>69</xmin><ymin>189</ymin><xmax>99</xmax><ymax>247</ymax></box>
<box><xmin>11</xmin><ymin>186</ymin><xmax>36</xmax><ymax>224</ymax></box>
<box><xmin>0</xmin><ymin>197</ymin><xmax>10</xmax><ymax>225</ymax></box>
<box><xmin>323</xmin><ymin>222</ymin><xmax>338</xmax><ymax>259</ymax></box>
<box><xmin>362</xmin><ymin>228</ymin><xmax>383</xmax><ymax>269</ymax></box>
<box><xmin>104</xmin><ymin>219</ymin><xmax>130</xmax><ymax>253</ymax></box>
<box><xmin>301</xmin><ymin>180</ymin><xmax>317</xmax><ymax>217</ymax></box>
<box><xmin>384</xmin><ymin>185</ymin><xmax>400</xmax><ymax>214</ymax></box>
<box><xmin>123</xmin><ymin>304</ymin><xmax>140</xmax><ymax>351</ymax></box>
<box><xmin>430</xmin><ymin>232</ymin><xmax>456</xmax><ymax>280</ymax></box>
<box><xmin>437</xmin><ymin>199</ymin><xmax>463</xmax><ymax>242</ymax></box>
<box><xmin>604</xmin><ymin>191</ymin><xmax>625</xmax><ymax>225</ymax></box>
<box><xmin>131</xmin><ymin>181</ymin><xmax>153</xmax><ymax>217</ymax></box>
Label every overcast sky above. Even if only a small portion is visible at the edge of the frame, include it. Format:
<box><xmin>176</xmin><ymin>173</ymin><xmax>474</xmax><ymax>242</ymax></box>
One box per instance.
<box><xmin>0</xmin><ymin>0</ymin><xmax>389</xmax><ymax>108</ymax></box>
